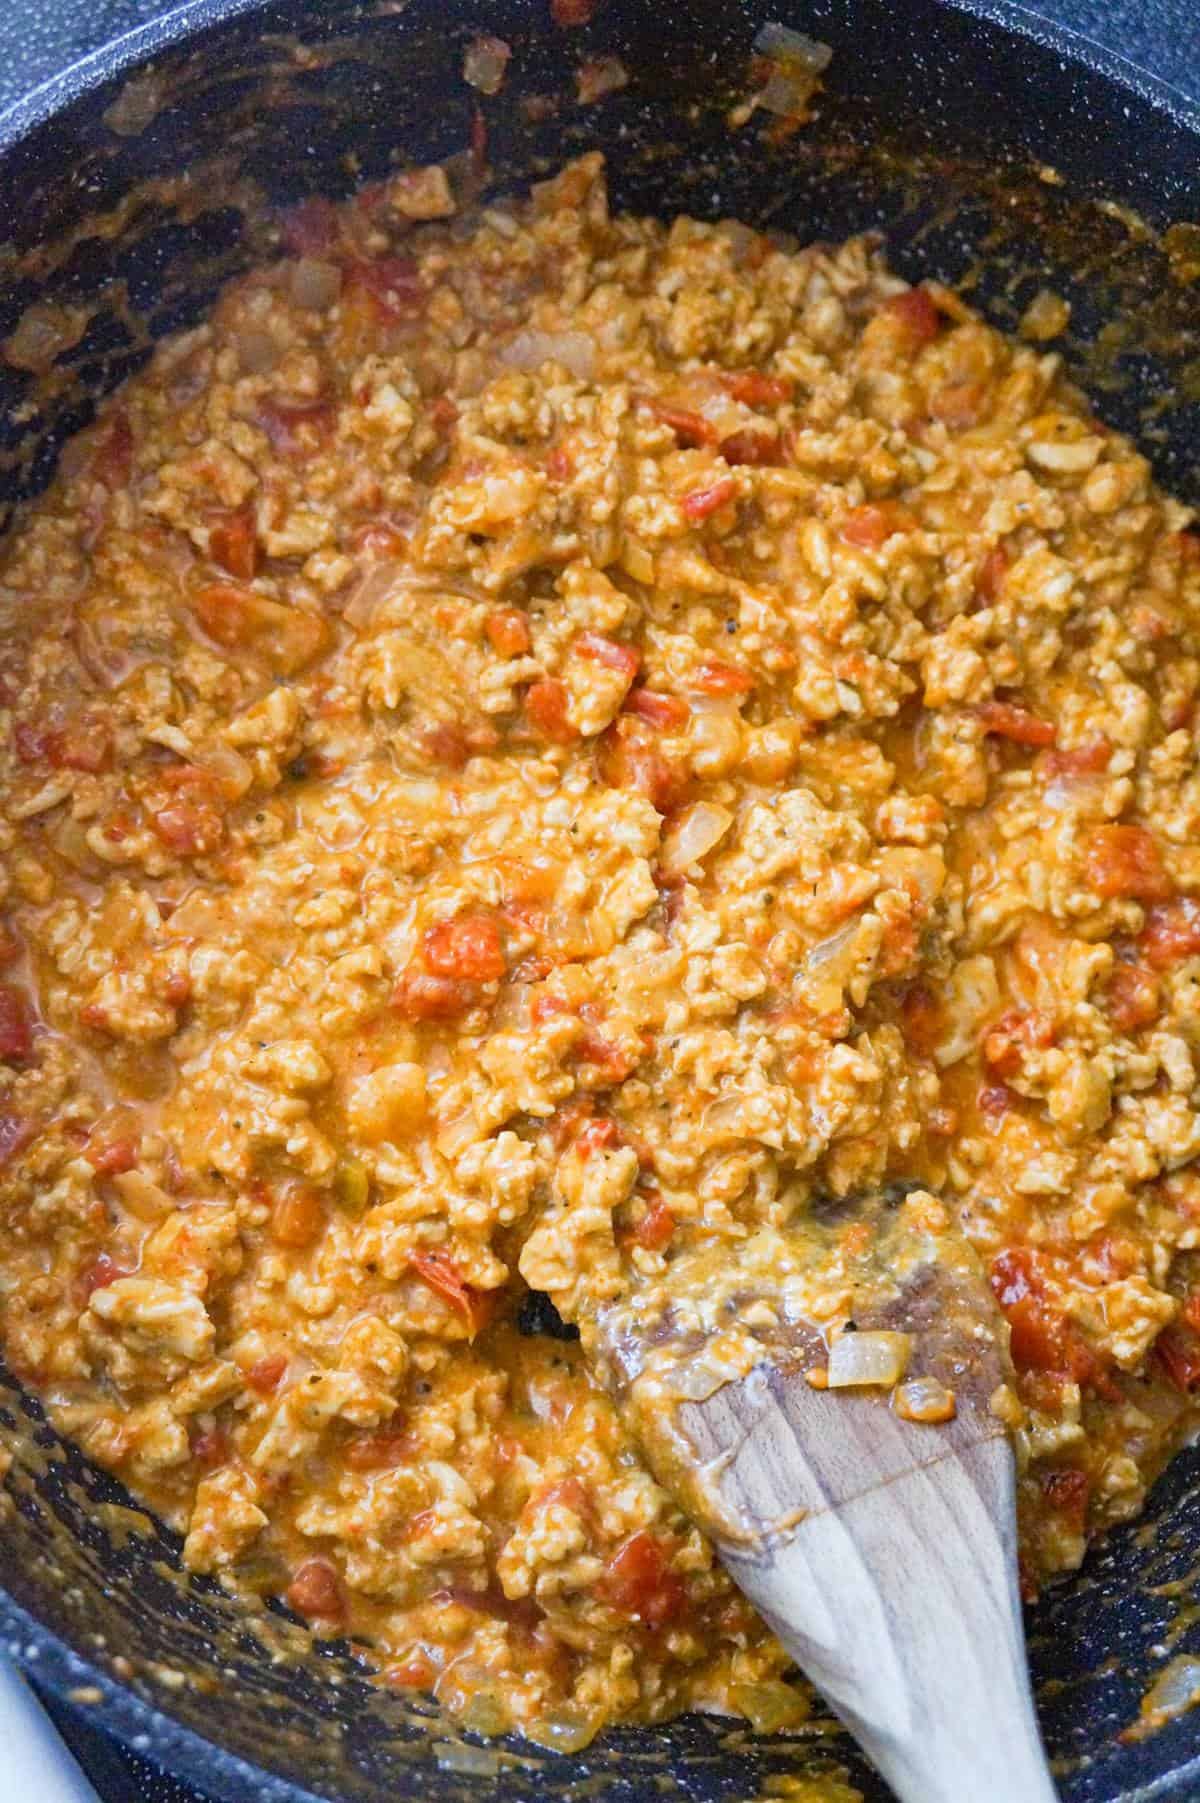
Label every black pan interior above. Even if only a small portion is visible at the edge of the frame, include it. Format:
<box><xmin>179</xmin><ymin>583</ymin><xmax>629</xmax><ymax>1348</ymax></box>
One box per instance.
<box><xmin>1</xmin><ymin>2</ymin><xmax>1200</xmax><ymax>1798</ymax></box>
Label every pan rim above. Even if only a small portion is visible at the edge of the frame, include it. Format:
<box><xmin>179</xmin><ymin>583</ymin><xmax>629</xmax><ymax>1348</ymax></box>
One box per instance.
<box><xmin>0</xmin><ymin>0</ymin><xmax>1198</xmax><ymax>1798</ymax></box>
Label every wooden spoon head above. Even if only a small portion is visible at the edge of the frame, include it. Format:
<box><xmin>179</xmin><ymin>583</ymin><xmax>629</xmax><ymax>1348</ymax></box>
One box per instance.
<box><xmin>589</xmin><ymin>1188</ymin><xmax>1016</xmax><ymax>1545</ymax></box>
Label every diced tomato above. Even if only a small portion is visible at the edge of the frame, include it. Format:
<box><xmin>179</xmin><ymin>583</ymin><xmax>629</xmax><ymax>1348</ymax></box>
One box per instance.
<box><xmin>628</xmin><ymin>1194</ymin><xmax>675</xmax><ymax>1251</ymax></box>
<box><xmin>152</xmin><ymin>799</ymin><xmax>224</xmax><ymax>857</ymax></box>
<box><xmin>524</xmin><ymin>678</ymin><xmax>577</xmax><ymax>743</ymax></box>
<box><xmin>977</xmin><ymin>700</ymin><xmax>1056</xmax><ymax>749</ymax></box>
<box><xmin>576</xmin><ymin>1116</ymin><xmax>619</xmax><ymax>1157</ymax></box>
<box><xmin>575</xmin><ymin>632</ymin><xmax>641</xmax><ymax>682</ymax></box>
<box><xmin>0</xmin><ymin>984</ymin><xmax>35</xmax><ymax>1064</ymax></box>
<box><xmin>191</xmin><ymin>582</ymin><xmax>329</xmax><ymax>673</ymax></box>
<box><xmin>60</xmin><ymin>715</ymin><xmax>113</xmax><ymax>772</ymax></box>
<box><xmin>840</xmin><ymin>503</ymin><xmax>910</xmax><ymax>550</ymax></box>
<box><xmin>574</xmin><ymin>1027</ymin><xmax>635</xmax><ymax>1086</ymax></box>
<box><xmin>0</xmin><ymin>922</ymin><xmax>20</xmax><ymax>967</ymax></box>
<box><xmin>1083</xmin><ymin>824</ymin><xmax>1172</xmax><ymax>902</ymax></box>
<box><xmin>1139</xmin><ymin>897</ymin><xmax>1200</xmax><ymax>970</ymax></box>
<box><xmin>255</xmin><ymin>397</ymin><xmax>336</xmax><ymax>459</ymax></box>
<box><xmin>1184</xmin><ymin>1292</ymin><xmax>1200</xmax><ymax>1335</ymax></box>
<box><xmin>974</xmin><ymin>543</ymin><xmax>1009</xmax><ymax>606</ymax></box>
<box><xmin>692</xmin><ymin>659</ymin><xmax>754</xmax><ymax>696</ymax></box>
<box><xmin>1105</xmin><ymin>961</ymin><xmax>1160</xmax><ymax>1033</ymax></box>
<box><xmin>427</xmin><ymin>395</ymin><xmax>459</xmax><ymax>439</ymax></box>
<box><xmin>1039</xmin><ymin>738</ymin><xmax>1112</xmax><ymax>780</ymax></box>
<box><xmin>681</xmin><ymin>475</ymin><xmax>737</xmax><ymax>522</ymax></box>
<box><xmin>879</xmin><ymin>285</ymin><xmax>943</xmax><ymax>349</ymax></box>
<box><xmin>625</xmin><ymin>687</ymin><xmax>689</xmax><ymax>729</ymax></box>
<box><xmin>84</xmin><ymin>1134</ymin><xmax>139</xmax><ymax>1177</ymax></box>
<box><xmin>423</xmin><ymin>913</ymin><xmax>506</xmax><ymax>983</ymax></box>
<box><xmin>1172</xmin><ymin>529</ymin><xmax>1200</xmax><ymax>565</ymax></box>
<box><xmin>600</xmin><ymin>1531</ymin><xmax>685</xmax><ymax>1629</ymax></box>
<box><xmin>90</xmin><ymin>411</ymin><xmax>134</xmax><ymax>489</ymax></box>
<box><xmin>721</xmin><ymin>370</ymin><xmax>792</xmax><ymax>408</ymax></box>
<box><xmin>271</xmin><ymin>1187</ymin><xmax>325</xmax><ymax>1248</ymax></box>
<box><xmin>650</xmin><ymin>403</ymin><xmax>716</xmax><ymax>448</ymax></box>
<box><xmin>286</xmin><ymin>1558</ymin><xmax>346</xmax><ymax>1624</ymax></box>
<box><xmin>346</xmin><ymin>254</ymin><xmax>425</xmax><ymax>321</ymax></box>
<box><xmin>1040</xmin><ymin>1467</ymin><xmax>1089</xmax><ymax>1534</ymax></box>
<box><xmin>900</xmin><ymin>983</ymin><xmax>943</xmax><ymax>1058</ymax></box>
<box><xmin>14</xmin><ymin>713</ymin><xmax>112</xmax><ymax>773</ymax></box>
<box><xmin>75</xmin><ymin>1252</ymin><xmax>132</xmax><ymax>1304</ymax></box>
<box><xmin>546</xmin><ymin>443</ymin><xmax>574</xmax><ymax>481</ymax></box>
<box><xmin>279</xmin><ymin>195</ymin><xmax>339</xmax><ymax>256</ymax></box>
<box><xmin>393</xmin><ymin>968</ymin><xmax>480</xmax><ymax>1020</ymax></box>
<box><xmin>244</xmin><ymin>1352</ymin><xmax>288</xmax><ymax>1395</ymax></box>
<box><xmin>191</xmin><ymin>1426</ymin><xmax>230</xmax><ymax>1469</ymax></box>
<box><xmin>209</xmin><ymin>507</ymin><xmax>259</xmax><ymax>581</ymax></box>
<box><xmin>343</xmin><ymin>1427</ymin><xmax>412</xmax><ymax>1471</ymax></box>
<box><xmin>551</xmin><ymin>0</ymin><xmax>595</xmax><ymax>21</ymax></box>
<box><xmin>188</xmin><ymin>581</ymin><xmax>258</xmax><ymax>650</ymax></box>
<box><xmin>485</xmin><ymin>608</ymin><xmax>532</xmax><ymax>656</ymax></box>
<box><xmin>1155</xmin><ymin>1323</ymin><xmax>1200</xmax><ymax>1393</ymax></box>
<box><xmin>418</xmin><ymin>721</ymin><xmax>498</xmax><ymax>769</ymax></box>
<box><xmin>989</xmin><ymin>1249</ymin><xmax>1116</xmax><ymax>1398</ymax></box>
<box><xmin>353</xmin><ymin>520</ymin><xmax>409</xmax><ymax>559</ymax></box>
<box><xmin>597</xmin><ymin>717</ymin><xmax>688</xmax><ymax>813</ymax></box>
<box><xmin>929</xmin><ymin>380</ymin><xmax>984</xmax><ymax>430</ymax></box>
<box><xmin>0</xmin><ymin>1113</ymin><xmax>34</xmax><ymax>1168</ymax></box>
<box><xmin>410</xmin><ymin>1249</ymin><xmax>494</xmax><ymax>1337</ymax></box>
<box><xmin>384</xmin><ymin>1653</ymin><xmax>436</xmax><ymax>1690</ymax></box>
<box><xmin>981</xmin><ymin>1007</ymin><xmax>1056</xmax><ymax>1078</ymax></box>
<box><xmin>719</xmin><ymin>428</ymin><xmax>784</xmax><ymax>467</ymax></box>
<box><xmin>532</xmin><ymin>1476</ymin><xmax>592</xmax><ymax>1517</ymax></box>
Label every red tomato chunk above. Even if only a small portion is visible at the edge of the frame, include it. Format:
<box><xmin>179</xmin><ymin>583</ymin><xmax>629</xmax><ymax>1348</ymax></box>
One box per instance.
<box><xmin>1083</xmin><ymin>825</ymin><xmax>1172</xmax><ymax>902</ymax></box>
<box><xmin>600</xmin><ymin>1531</ymin><xmax>685</xmax><ymax>1629</ymax></box>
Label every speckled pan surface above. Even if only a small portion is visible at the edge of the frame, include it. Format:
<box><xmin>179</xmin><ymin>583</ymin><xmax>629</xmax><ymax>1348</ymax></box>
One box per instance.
<box><xmin>1</xmin><ymin>2</ymin><xmax>1200</xmax><ymax>1799</ymax></box>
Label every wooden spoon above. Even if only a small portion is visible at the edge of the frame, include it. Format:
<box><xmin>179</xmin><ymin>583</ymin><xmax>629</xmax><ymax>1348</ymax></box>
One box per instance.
<box><xmin>588</xmin><ymin>1189</ymin><xmax>1058</xmax><ymax>1803</ymax></box>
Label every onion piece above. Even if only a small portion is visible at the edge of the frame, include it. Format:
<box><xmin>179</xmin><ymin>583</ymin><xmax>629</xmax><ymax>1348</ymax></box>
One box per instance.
<box><xmin>289</xmin><ymin>257</ymin><xmax>342</xmax><ymax>312</ymax></box>
<box><xmin>893</xmin><ymin>1376</ymin><xmax>957</xmax><ymax>1423</ymax></box>
<box><xmin>113</xmin><ymin>1169</ymin><xmax>174</xmax><ymax>1222</ymax></box>
<box><xmin>343</xmin><ymin>567</ymin><xmax>487</xmax><ymax>630</ymax></box>
<box><xmin>827</xmin><ymin>1329</ymin><xmax>911</xmax><ymax>1389</ymax></box>
<box><xmin>659</xmin><ymin>801</ymin><xmax>733</xmax><ymax>875</ymax></box>
<box><xmin>193</xmin><ymin>738</ymin><xmax>254</xmax><ymax>799</ymax></box>
<box><xmin>500</xmin><ymin>330</ymin><xmax>596</xmax><ymax>381</ymax></box>
<box><xmin>1026</xmin><ymin>436</ymin><xmax>1103</xmax><ymax>474</ymax></box>
<box><xmin>576</xmin><ymin>55</ymin><xmax>629</xmax><ymax>106</ymax></box>
<box><xmin>463</xmin><ymin>34</ymin><xmax>511</xmax><ymax>94</ymax></box>
<box><xmin>752</xmin><ymin>22</ymin><xmax>832</xmax><ymax>118</ymax></box>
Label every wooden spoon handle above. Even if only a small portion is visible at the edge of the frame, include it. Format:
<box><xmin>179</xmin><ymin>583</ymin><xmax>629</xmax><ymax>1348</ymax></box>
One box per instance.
<box><xmin>721</xmin><ymin>1431</ymin><xmax>1056</xmax><ymax>1803</ymax></box>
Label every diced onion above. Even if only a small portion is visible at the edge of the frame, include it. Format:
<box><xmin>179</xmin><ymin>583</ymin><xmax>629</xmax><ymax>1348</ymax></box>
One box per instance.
<box><xmin>827</xmin><ymin>1329</ymin><xmax>911</xmax><ymax>1389</ymax></box>
<box><xmin>463</xmin><ymin>34</ymin><xmax>511</xmax><ymax>95</ymax></box>
<box><xmin>113</xmin><ymin>1170</ymin><xmax>174</xmax><ymax>1222</ymax></box>
<box><xmin>752</xmin><ymin>22</ymin><xmax>832</xmax><ymax>118</ymax></box>
<box><xmin>659</xmin><ymin>801</ymin><xmax>733</xmax><ymax>875</ymax></box>
<box><xmin>893</xmin><ymin>1376</ymin><xmax>957</xmax><ymax>1423</ymax></box>
<box><xmin>289</xmin><ymin>257</ymin><xmax>342</xmax><ymax>312</ymax></box>
<box><xmin>500</xmin><ymin>330</ymin><xmax>596</xmax><ymax>381</ymax></box>
<box><xmin>434</xmin><ymin>1741</ymin><xmax>502</xmax><ymax>1776</ymax></box>
<box><xmin>1139</xmin><ymin>1657</ymin><xmax>1200</xmax><ymax>1726</ymax></box>
<box><xmin>753</xmin><ymin>22</ymin><xmax>834</xmax><ymax>71</ymax></box>
<box><xmin>193</xmin><ymin>738</ymin><xmax>254</xmax><ymax>799</ymax></box>
<box><xmin>577</xmin><ymin>55</ymin><xmax>629</xmax><ymax>105</ymax></box>
<box><xmin>729</xmin><ymin>1679</ymin><xmax>811</xmax><ymax>1733</ymax></box>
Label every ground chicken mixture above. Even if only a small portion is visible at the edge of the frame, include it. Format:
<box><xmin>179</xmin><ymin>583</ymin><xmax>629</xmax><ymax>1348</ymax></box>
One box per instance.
<box><xmin>3</xmin><ymin>151</ymin><xmax>1200</xmax><ymax>1749</ymax></box>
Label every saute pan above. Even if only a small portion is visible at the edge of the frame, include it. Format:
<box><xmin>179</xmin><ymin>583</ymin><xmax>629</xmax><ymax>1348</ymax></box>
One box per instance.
<box><xmin>1</xmin><ymin>1</ymin><xmax>1200</xmax><ymax>1797</ymax></box>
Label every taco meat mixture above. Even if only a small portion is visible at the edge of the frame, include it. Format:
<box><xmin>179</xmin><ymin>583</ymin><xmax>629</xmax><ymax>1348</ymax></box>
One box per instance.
<box><xmin>2</xmin><ymin>154</ymin><xmax>1200</xmax><ymax>1745</ymax></box>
